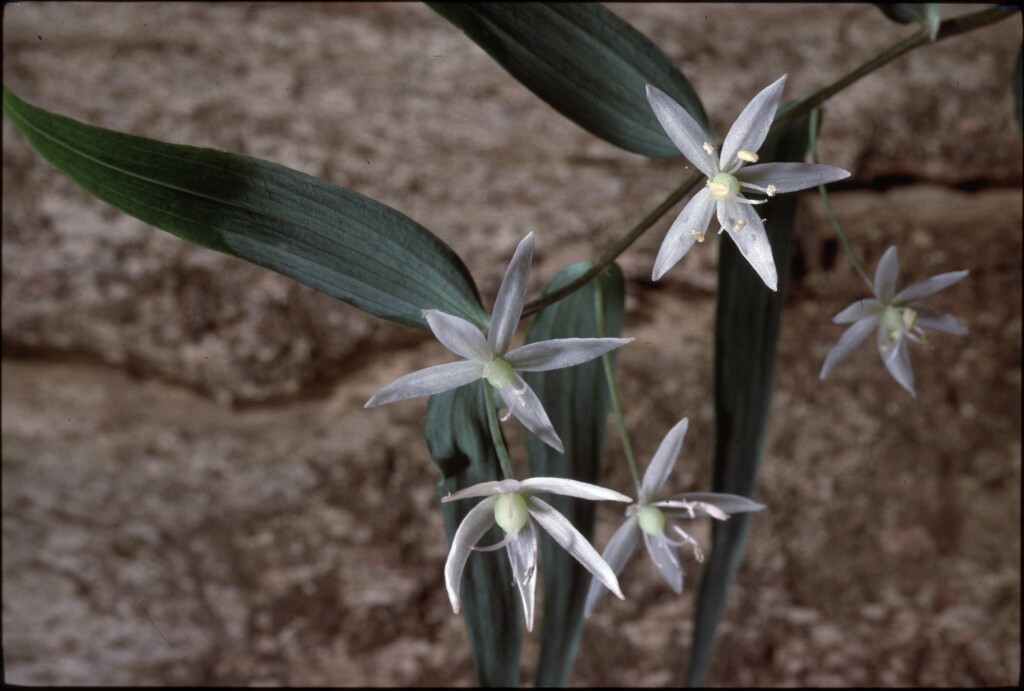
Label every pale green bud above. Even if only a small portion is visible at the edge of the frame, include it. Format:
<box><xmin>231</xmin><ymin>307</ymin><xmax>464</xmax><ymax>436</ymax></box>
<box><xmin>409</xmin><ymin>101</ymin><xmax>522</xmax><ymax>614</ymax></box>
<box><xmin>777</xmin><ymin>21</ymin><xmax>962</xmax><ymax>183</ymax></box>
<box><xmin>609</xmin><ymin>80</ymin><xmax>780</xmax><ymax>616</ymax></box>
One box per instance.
<box><xmin>637</xmin><ymin>505</ymin><xmax>666</xmax><ymax>535</ymax></box>
<box><xmin>483</xmin><ymin>358</ymin><xmax>515</xmax><ymax>390</ymax></box>
<box><xmin>495</xmin><ymin>493</ymin><xmax>529</xmax><ymax>534</ymax></box>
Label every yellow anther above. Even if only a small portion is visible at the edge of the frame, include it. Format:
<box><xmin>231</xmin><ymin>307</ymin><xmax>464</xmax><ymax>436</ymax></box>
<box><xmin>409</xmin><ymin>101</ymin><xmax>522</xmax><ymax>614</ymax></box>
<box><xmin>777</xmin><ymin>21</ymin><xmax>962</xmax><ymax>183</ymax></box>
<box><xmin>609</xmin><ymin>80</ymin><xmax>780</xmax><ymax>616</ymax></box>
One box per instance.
<box><xmin>902</xmin><ymin>308</ymin><xmax>918</xmax><ymax>330</ymax></box>
<box><xmin>732</xmin><ymin>218</ymin><xmax>747</xmax><ymax>233</ymax></box>
<box><xmin>707</xmin><ymin>181</ymin><xmax>729</xmax><ymax>196</ymax></box>
<box><xmin>692</xmin><ymin>229</ymin><xmax>706</xmax><ymax>242</ymax></box>
<box><xmin>702</xmin><ymin>142</ymin><xmax>715</xmax><ymax>155</ymax></box>
<box><xmin>737</xmin><ymin>149</ymin><xmax>759</xmax><ymax>163</ymax></box>
<box><xmin>766</xmin><ymin>184</ymin><xmax>777</xmax><ymax>197</ymax></box>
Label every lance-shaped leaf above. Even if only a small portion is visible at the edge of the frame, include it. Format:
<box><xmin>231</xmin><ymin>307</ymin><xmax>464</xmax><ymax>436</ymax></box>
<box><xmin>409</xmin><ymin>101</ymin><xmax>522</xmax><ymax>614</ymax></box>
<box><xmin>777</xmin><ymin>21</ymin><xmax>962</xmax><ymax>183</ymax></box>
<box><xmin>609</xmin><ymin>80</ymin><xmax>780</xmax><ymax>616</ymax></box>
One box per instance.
<box><xmin>2</xmin><ymin>87</ymin><xmax>487</xmax><ymax>330</ymax></box>
<box><xmin>428</xmin><ymin>2</ymin><xmax>709</xmax><ymax>157</ymax></box>
<box><xmin>425</xmin><ymin>382</ymin><xmax>521</xmax><ymax>685</ymax></box>
<box><xmin>685</xmin><ymin>108</ymin><xmax>812</xmax><ymax>686</ymax></box>
<box><xmin>522</xmin><ymin>261</ymin><xmax>625</xmax><ymax>686</ymax></box>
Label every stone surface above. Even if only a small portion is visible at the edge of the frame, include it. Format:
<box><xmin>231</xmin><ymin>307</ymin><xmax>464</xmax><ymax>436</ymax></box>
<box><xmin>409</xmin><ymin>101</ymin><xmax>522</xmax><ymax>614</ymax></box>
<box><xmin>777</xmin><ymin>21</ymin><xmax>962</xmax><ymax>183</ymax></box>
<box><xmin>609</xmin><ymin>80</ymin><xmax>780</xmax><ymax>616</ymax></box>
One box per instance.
<box><xmin>2</xmin><ymin>2</ymin><xmax>1021</xmax><ymax>687</ymax></box>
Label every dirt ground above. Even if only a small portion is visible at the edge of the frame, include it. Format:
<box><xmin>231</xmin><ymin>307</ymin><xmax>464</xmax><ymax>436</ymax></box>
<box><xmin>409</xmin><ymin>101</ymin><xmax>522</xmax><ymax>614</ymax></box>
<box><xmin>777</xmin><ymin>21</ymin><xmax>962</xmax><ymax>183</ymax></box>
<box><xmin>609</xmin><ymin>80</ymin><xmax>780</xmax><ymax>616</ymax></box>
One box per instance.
<box><xmin>2</xmin><ymin>3</ymin><xmax>1021</xmax><ymax>686</ymax></box>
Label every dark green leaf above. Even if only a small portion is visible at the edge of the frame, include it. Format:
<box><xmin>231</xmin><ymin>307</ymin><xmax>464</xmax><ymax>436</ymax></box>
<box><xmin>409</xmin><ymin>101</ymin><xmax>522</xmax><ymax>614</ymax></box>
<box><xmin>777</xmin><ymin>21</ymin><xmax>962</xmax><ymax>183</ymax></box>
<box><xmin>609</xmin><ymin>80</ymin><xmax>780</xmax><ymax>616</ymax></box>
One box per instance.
<box><xmin>522</xmin><ymin>262</ymin><xmax>625</xmax><ymax>686</ymax></box>
<box><xmin>685</xmin><ymin>108</ymin><xmax>813</xmax><ymax>686</ymax></box>
<box><xmin>425</xmin><ymin>382</ymin><xmax>521</xmax><ymax>685</ymax></box>
<box><xmin>427</xmin><ymin>2</ymin><xmax>709</xmax><ymax>157</ymax></box>
<box><xmin>2</xmin><ymin>87</ymin><xmax>487</xmax><ymax>330</ymax></box>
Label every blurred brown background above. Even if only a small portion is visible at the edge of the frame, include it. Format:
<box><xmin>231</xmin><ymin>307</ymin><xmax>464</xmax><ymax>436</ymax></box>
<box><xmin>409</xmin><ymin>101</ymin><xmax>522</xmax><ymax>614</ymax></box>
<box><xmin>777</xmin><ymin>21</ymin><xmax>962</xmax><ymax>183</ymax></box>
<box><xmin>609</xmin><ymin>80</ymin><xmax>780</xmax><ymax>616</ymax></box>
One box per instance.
<box><xmin>2</xmin><ymin>3</ymin><xmax>1020</xmax><ymax>686</ymax></box>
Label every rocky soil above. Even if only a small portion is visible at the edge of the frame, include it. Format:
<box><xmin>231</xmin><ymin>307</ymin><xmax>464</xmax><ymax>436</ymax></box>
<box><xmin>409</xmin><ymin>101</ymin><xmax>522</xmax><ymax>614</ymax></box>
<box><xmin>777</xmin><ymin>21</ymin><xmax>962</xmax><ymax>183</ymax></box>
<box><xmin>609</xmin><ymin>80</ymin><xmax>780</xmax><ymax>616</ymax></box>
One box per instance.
<box><xmin>3</xmin><ymin>3</ymin><xmax>1021</xmax><ymax>686</ymax></box>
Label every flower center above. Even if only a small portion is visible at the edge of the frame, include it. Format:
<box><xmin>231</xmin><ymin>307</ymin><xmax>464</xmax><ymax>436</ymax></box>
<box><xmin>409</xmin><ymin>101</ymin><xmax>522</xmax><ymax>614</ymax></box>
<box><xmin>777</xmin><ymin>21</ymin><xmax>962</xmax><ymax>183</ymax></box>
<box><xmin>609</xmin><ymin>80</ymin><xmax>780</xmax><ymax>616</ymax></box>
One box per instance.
<box><xmin>483</xmin><ymin>358</ymin><xmax>515</xmax><ymax>390</ymax></box>
<box><xmin>637</xmin><ymin>505</ymin><xmax>666</xmax><ymax>535</ymax></box>
<box><xmin>494</xmin><ymin>493</ymin><xmax>529</xmax><ymax>534</ymax></box>
<box><xmin>880</xmin><ymin>305</ymin><xmax>918</xmax><ymax>340</ymax></box>
<box><xmin>707</xmin><ymin>172</ymin><xmax>740</xmax><ymax>200</ymax></box>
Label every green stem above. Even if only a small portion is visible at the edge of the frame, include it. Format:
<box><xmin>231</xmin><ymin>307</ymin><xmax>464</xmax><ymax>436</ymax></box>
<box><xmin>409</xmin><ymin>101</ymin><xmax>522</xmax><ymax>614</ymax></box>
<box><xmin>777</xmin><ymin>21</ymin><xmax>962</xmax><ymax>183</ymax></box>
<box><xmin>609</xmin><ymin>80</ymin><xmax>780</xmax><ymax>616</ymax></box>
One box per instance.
<box><xmin>774</xmin><ymin>6</ymin><xmax>1014</xmax><ymax>128</ymax></box>
<box><xmin>482</xmin><ymin>383</ymin><xmax>514</xmax><ymax>479</ymax></box>
<box><xmin>594</xmin><ymin>279</ymin><xmax>641</xmax><ymax>491</ymax></box>
<box><xmin>522</xmin><ymin>170</ymin><xmax>702</xmax><ymax>318</ymax></box>
<box><xmin>520</xmin><ymin>5</ymin><xmax>1013</xmax><ymax>318</ymax></box>
<box><xmin>809</xmin><ymin>108</ymin><xmax>873</xmax><ymax>290</ymax></box>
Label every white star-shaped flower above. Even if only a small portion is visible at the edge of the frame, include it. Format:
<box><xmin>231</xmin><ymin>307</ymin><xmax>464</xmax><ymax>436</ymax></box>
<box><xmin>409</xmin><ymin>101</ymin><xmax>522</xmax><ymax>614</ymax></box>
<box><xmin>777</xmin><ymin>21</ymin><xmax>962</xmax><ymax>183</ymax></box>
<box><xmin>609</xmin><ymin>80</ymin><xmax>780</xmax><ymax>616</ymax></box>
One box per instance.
<box><xmin>443</xmin><ymin>477</ymin><xmax>632</xmax><ymax>632</ymax></box>
<box><xmin>646</xmin><ymin>75</ymin><xmax>850</xmax><ymax>290</ymax></box>
<box><xmin>365</xmin><ymin>233</ymin><xmax>632</xmax><ymax>452</ymax></box>
<box><xmin>819</xmin><ymin>245</ymin><xmax>968</xmax><ymax>396</ymax></box>
<box><xmin>584</xmin><ymin>418</ymin><xmax>765</xmax><ymax>617</ymax></box>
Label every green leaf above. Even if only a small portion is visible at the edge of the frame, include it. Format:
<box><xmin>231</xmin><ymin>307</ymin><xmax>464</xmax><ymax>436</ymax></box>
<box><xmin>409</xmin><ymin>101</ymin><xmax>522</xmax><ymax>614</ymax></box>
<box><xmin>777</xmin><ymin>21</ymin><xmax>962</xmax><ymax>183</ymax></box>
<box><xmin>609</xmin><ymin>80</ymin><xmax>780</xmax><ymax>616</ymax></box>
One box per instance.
<box><xmin>425</xmin><ymin>382</ymin><xmax>521</xmax><ymax>685</ymax></box>
<box><xmin>427</xmin><ymin>2</ymin><xmax>709</xmax><ymax>157</ymax></box>
<box><xmin>522</xmin><ymin>261</ymin><xmax>625</xmax><ymax>686</ymax></box>
<box><xmin>2</xmin><ymin>87</ymin><xmax>487</xmax><ymax>330</ymax></box>
<box><xmin>685</xmin><ymin>108</ymin><xmax>813</xmax><ymax>686</ymax></box>
<box><xmin>874</xmin><ymin>4</ymin><xmax>940</xmax><ymax>40</ymax></box>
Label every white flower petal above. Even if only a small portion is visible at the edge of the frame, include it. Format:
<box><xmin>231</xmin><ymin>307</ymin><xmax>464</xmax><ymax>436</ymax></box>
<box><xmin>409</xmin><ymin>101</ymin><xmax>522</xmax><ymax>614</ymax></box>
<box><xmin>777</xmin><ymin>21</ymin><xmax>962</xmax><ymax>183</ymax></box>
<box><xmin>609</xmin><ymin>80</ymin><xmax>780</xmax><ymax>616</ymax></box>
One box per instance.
<box><xmin>504</xmin><ymin>337</ymin><xmax>633</xmax><ymax>372</ymax></box>
<box><xmin>641</xmin><ymin>418</ymin><xmax>689</xmax><ymax>500</ymax></box>
<box><xmin>506</xmin><ymin>520</ymin><xmax>539</xmax><ymax>632</ymax></box>
<box><xmin>833</xmin><ymin>298</ymin><xmax>883</xmax><ymax>324</ymax></box>
<box><xmin>489</xmin><ymin>233</ymin><xmax>534</xmax><ymax>356</ymax></box>
<box><xmin>652</xmin><ymin>188</ymin><xmax>717</xmax><ymax>281</ymax></box>
<box><xmin>520</xmin><ymin>477</ymin><xmax>632</xmax><ymax>503</ymax></box>
<box><xmin>424</xmin><ymin>309</ymin><xmax>493</xmax><ymax>362</ymax></box>
<box><xmin>443</xmin><ymin>495</ymin><xmax>500</xmax><ymax>613</ymax></box>
<box><xmin>893</xmin><ymin>270</ymin><xmax>969</xmax><ymax>304</ymax></box>
<box><xmin>364</xmin><ymin>360</ymin><xmax>485</xmax><ymax>407</ymax></box>
<box><xmin>643</xmin><ymin>531</ymin><xmax>683</xmax><ymax>593</ymax></box>
<box><xmin>724</xmin><ymin>202</ymin><xmax>778</xmax><ymax>291</ymax></box>
<box><xmin>879</xmin><ymin>329</ymin><xmax>916</xmax><ymax>396</ymax></box>
<box><xmin>720</xmin><ymin>74</ymin><xmax>787</xmax><ymax>172</ymax></box>
<box><xmin>819</xmin><ymin>317</ymin><xmax>878</xmax><ymax>380</ymax></box>
<box><xmin>584</xmin><ymin>516</ymin><xmax>641</xmax><ymax>618</ymax></box>
<box><xmin>442</xmin><ymin>479</ymin><xmax>521</xmax><ymax>503</ymax></box>
<box><xmin>526</xmin><ymin>496</ymin><xmax>624</xmax><ymax>599</ymax></box>
<box><xmin>645</xmin><ymin>84</ymin><xmax>717</xmax><ymax>177</ymax></box>
<box><xmin>499</xmin><ymin>374</ymin><xmax>564</xmax><ymax>453</ymax></box>
<box><xmin>736</xmin><ymin>162</ymin><xmax>850</xmax><ymax>193</ymax></box>
<box><xmin>874</xmin><ymin>246</ymin><xmax>900</xmax><ymax>302</ymax></box>
<box><xmin>659</xmin><ymin>492</ymin><xmax>766</xmax><ymax>517</ymax></box>
<box><xmin>915</xmin><ymin>313</ymin><xmax>968</xmax><ymax>335</ymax></box>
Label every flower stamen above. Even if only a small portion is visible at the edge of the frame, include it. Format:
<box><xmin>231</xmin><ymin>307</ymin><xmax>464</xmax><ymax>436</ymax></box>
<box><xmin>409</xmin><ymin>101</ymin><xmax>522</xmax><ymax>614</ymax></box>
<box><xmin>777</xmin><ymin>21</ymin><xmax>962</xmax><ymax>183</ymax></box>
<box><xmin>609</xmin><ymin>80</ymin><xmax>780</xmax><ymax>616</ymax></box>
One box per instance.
<box><xmin>737</xmin><ymin>149</ymin><xmax>759</xmax><ymax>163</ymax></box>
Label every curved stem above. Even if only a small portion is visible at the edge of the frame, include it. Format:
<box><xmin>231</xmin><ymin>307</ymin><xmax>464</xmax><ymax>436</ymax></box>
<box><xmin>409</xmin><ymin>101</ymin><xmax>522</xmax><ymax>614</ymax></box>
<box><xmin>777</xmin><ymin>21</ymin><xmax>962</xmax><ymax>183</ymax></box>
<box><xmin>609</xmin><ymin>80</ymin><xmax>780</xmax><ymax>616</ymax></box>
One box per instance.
<box><xmin>482</xmin><ymin>382</ymin><xmax>514</xmax><ymax>479</ymax></box>
<box><xmin>520</xmin><ymin>5</ymin><xmax>1014</xmax><ymax>318</ymax></box>
<box><xmin>594</xmin><ymin>279</ymin><xmax>641</xmax><ymax>492</ymax></box>
<box><xmin>774</xmin><ymin>6</ymin><xmax>1016</xmax><ymax>128</ymax></box>
<box><xmin>809</xmin><ymin>108</ymin><xmax>872</xmax><ymax>290</ymax></box>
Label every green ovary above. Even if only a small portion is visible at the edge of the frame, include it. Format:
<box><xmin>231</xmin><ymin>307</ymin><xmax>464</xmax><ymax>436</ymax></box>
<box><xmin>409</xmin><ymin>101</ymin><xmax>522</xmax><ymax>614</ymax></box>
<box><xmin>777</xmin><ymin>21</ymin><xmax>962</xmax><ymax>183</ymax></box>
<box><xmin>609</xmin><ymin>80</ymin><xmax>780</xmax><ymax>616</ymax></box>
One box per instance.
<box><xmin>880</xmin><ymin>305</ymin><xmax>916</xmax><ymax>335</ymax></box>
<box><xmin>483</xmin><ymin>358</ymin><xmax>515</xmax><ymax>390</ymax></box>
<box><xmin>637</xmin><ymin>505</ymin><xmax>666</xmax><ymax>535</ymax></box>
<box><xmin>708</xmin><ymin>172</ymin><xmax>740</xmax><ymax>200</ymax></box>
<box><xmin>495</xmin><ymin>493</ymin><xmax>529</xmax><ymax>534</ymax></box>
